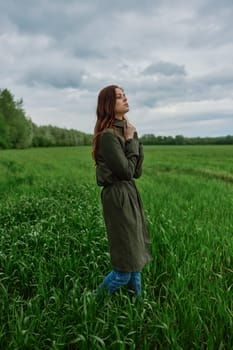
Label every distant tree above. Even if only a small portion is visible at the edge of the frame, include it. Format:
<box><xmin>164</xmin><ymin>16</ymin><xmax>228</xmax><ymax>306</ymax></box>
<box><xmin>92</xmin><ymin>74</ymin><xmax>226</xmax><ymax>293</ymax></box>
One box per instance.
<box><xmin>0</xmin><ymin>89</ymin><xmax>32</xmax><ymax>148</ymax></box>
<box><xmin>0</xmin><ymin>111</ymin><xmax>10</xmax><ymax>148</ymax></box>
<box><xmin>31</xmin><ymin>124</ymin><xmax>92</xmax><ymax>147</ymax></box>
<box><xmin>140</xmin><ymin>134</ymin><xmax>157</xmax><ymax>145</ymax></box>
<box><xmin>174</xmin><ymin>135</ymin><xmax>185</xmax><ymax>145</ymax></box>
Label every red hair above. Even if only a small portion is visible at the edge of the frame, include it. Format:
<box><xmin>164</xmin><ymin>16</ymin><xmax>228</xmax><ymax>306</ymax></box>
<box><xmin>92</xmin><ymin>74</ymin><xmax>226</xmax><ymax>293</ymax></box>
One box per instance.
<box><xmin>92</xmin><ymin>85</ymin><xmax>121</xmax><ymax>162</ymax></box>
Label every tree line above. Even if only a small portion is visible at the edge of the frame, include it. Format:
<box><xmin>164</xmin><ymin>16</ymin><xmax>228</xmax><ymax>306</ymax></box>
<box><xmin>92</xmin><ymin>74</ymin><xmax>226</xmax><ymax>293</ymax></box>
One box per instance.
<box><xmin>140</xmin><ymin>134</ymin><xmax>233</xmax><ymax>145</ymax></box>
<box><xmin>0</xmin><ymin>88</ymin><xmax>92</xmax><ymax>149</ymax></box>
<box><xmin>0</xmin><ymin>88</ymin><xmax>232</xmax><ymax>149</ymax></box>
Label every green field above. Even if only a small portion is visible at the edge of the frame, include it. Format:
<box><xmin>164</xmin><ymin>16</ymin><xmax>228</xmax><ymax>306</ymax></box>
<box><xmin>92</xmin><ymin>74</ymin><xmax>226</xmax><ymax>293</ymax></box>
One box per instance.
<box><xmin>0</xmin><ymin>146</ymin><xmax>232</xmax><ymax>349</ymax></box>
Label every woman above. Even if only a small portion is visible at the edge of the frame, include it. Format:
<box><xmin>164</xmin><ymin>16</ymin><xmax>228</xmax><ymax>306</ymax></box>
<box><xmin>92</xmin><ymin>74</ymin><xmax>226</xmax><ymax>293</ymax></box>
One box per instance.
<box><xmin>92</xmin><ymin>85</ymin><xmax>152</xmax><ymax>301</ymax></box>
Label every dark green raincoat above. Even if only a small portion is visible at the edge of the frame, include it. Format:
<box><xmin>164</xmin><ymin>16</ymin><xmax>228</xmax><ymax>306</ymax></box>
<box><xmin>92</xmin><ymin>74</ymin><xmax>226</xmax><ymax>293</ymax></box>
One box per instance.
<box><xmin>96</xmin><ymin>119</ymin><xmax>152</xmax><ymax>272</ymax></box>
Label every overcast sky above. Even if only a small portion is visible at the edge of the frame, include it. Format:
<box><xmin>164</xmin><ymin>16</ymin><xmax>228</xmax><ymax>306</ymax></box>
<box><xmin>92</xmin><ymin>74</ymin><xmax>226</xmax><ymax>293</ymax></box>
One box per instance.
<box><xmin>1</xmin><ymin>0</ymin><xmax>233</xmax><ymax>137</ymax></box>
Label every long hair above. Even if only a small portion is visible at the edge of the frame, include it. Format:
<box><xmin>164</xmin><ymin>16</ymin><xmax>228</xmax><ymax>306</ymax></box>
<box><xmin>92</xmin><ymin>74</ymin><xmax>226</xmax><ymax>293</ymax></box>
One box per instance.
<box><xmin>92</xmin><ymin>85</ymin><xmax>120</xmax><ymax>162</ymax></box>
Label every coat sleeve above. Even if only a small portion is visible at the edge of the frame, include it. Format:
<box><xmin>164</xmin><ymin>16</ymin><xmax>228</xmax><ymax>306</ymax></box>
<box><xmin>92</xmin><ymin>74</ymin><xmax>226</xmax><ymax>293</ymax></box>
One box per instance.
<box><xmin>99</xmin><ymin>130</ymin><xmax>140</xmax><ymax>180</ymax></box>
<box><xmin>131</xmin><ymin>132</ymin><xmax>144</xmax><ymax>179</ymax></box>
<box><xmin>134</xmin><ymin>141</ymin><xmax>144</xmax><ymax>178</ymax></box>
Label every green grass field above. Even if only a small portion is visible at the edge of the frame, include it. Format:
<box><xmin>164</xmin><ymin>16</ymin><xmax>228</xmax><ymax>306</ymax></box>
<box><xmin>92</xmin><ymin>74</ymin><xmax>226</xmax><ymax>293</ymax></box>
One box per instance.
<box><xmin>0</xmin><ymin>146</ymin><xmax>232</xmax><ymax>349</ymax></box>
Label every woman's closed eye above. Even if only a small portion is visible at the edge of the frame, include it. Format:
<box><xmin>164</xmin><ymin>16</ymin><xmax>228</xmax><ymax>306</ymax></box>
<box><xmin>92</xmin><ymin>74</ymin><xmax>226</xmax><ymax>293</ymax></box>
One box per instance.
<box><xmin>116</xmin><ymin>94</ymin><xmax>126</xmax><ymax>100</ymax></box>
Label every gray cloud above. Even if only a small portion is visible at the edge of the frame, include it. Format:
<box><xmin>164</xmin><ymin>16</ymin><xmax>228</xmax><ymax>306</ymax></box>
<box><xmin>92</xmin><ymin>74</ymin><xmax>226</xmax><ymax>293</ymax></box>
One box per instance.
<box><xmin>0</xmin><ymin>0</ymin><xmax>233</xmax><ymax>136</ymax></box>
<box><xmin>143</xmin><ymin>61</ymin><xmax>186</xmax><ymax>77</ymax></box>
<box><xmin>24</xmin><ymin>68</ymin><xmax>84</xmax><ymax>89</ymax></box>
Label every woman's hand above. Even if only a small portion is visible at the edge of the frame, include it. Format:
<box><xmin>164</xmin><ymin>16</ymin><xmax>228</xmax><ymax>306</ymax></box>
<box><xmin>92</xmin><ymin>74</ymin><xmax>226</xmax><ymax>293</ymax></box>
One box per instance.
<box><xmin>124</xmin><ymin>116</ymin><xmax>136</xmax><ymax>140</ymax></box>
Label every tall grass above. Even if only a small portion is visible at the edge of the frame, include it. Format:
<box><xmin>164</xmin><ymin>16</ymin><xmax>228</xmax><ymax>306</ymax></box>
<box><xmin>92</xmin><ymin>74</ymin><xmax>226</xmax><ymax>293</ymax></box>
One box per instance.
<box><xmin>0</xmin><ymin>146</ymin><xmax>232</xmax><ymax>349</ymax></box>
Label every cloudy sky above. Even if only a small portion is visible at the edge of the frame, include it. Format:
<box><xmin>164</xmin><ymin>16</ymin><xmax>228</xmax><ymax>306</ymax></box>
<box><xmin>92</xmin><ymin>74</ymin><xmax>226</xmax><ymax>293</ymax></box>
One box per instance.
<box><xmin>1</xmin><ymin>0</ymin><xmax>233</xmax><ymax>137</ymax></box>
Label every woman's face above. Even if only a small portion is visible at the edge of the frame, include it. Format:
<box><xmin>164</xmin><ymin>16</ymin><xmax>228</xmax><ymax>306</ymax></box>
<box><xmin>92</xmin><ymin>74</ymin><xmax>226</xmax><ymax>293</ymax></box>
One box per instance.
<box><xmin>114</xmin><ymin>87</ymin><xmax>129</xmax><ymax>119</ymax></box>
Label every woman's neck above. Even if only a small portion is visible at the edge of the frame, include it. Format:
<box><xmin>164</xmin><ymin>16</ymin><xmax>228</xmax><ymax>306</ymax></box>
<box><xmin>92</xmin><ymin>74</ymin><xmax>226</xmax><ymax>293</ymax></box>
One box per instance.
<box><xmin>114</xmin><ymin>115</ymin><xmax>124</xmax><ymax>120</ymax></box>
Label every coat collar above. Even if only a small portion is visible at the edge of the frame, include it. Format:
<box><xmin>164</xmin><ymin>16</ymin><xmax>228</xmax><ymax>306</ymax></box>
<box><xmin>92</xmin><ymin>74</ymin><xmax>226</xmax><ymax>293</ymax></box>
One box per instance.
<box><xmin>112</xmin><ymin>119</ymin><xmax>126</xmax><ymax>128</ymax></box>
